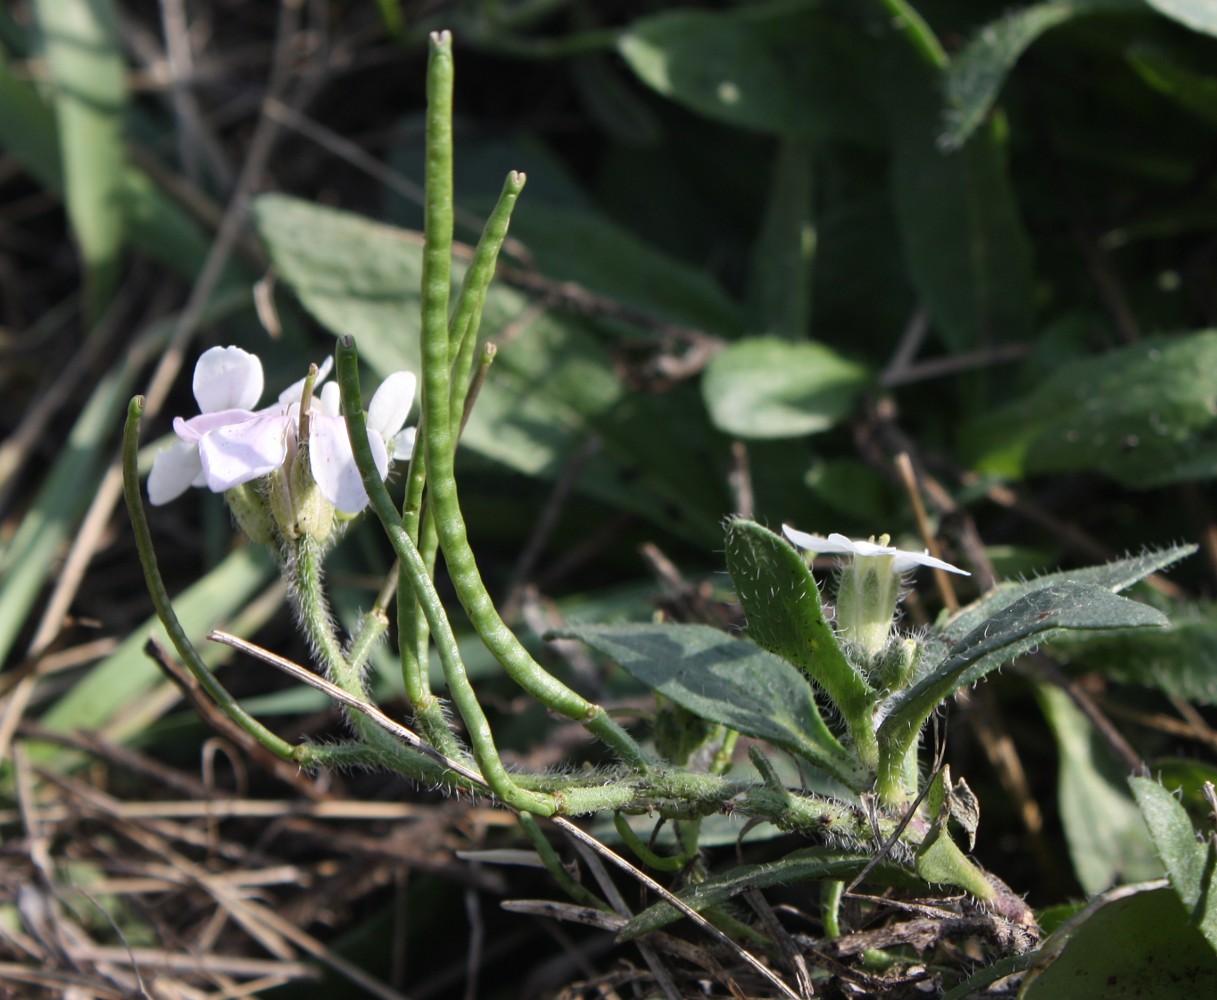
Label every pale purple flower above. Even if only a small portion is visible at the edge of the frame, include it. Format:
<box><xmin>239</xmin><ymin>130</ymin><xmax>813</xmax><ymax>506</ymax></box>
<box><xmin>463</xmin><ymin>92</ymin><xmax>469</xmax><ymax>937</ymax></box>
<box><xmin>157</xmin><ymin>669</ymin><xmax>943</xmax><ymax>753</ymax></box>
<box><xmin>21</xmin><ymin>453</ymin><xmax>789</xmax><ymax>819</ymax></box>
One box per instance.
<box><xmin>148</xmin><ymin>346</ymin><xmax>416</xmax><ymax>515</ymax></box>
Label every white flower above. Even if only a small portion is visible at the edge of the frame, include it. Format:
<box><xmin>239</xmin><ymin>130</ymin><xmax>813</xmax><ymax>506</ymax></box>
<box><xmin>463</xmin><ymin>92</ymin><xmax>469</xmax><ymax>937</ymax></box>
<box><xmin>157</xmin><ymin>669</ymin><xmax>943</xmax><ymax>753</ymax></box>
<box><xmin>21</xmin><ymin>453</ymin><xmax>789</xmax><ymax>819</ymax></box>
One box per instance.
<box><xmin>148</xmin><ymin>346</ymin><xmax>417</xmax><ymax>516</ymax></box>
<box><xmin>305</xmin><ymin>371</ymin><xmax>417</xmax><ymax>514</ymax></box>
<box><xmin>781</xmin><ymin>527</ymin><xmax>969</xmax><ymax>576</ymax></box>
<box><xmin>782</xmin><ymin>525</ymin><xmax>968</xmax><ymax>660</ymax></box>
<box><xmin>147</xmin><ymin>345</ymin><xmax>267</xmax><ymax>504</ymax></box>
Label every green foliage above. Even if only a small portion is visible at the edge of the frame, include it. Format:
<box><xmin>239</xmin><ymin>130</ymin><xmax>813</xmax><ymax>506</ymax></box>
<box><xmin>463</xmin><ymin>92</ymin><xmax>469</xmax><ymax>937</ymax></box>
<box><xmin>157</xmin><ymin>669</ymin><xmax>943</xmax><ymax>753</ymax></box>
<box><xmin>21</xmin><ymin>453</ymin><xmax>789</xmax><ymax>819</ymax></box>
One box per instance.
<box><xmin>1021</xmin><ymin>884</ymin><xmax>1217</xmax><ymax>997</ymax></box>
<box><xmin>701</xmin><ymin>337</ymin><xmax>869</xmax><ymax>439</ymax></box>
<box><xmin>1039</xmin><ymin>685</ymin><xmax>1162</xmax><ymax>892</ymax></box>
<box><xmin>966</xmin><ymin>333</ymin><xmax>1217</xmax><ymax>486</ymax></box>
<box><xmin>1131</xmin><ymin>776</ymin><xmax>1217</xmax><ymax>951</ymax></box>
<box><xmin>559</xmin><ymin>621</ymin><xmax>866</xmax><ymax>788</ymax></box>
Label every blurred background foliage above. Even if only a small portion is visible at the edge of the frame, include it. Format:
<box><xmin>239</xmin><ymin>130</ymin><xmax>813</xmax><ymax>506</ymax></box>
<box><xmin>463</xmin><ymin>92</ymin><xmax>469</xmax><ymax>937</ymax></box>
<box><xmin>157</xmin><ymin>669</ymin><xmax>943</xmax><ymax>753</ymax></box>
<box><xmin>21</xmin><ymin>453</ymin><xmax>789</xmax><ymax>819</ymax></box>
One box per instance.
<box><xmin>6</xmin><ymin>0</ymin><xmax>1217</xmax><ymax>996</ymax></box>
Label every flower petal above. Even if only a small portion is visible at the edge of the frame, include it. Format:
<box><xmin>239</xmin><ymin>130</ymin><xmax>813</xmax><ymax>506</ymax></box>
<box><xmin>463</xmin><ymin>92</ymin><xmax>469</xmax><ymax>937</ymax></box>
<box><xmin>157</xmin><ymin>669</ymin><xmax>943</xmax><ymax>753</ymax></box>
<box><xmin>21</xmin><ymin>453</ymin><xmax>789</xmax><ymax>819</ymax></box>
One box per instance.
<box><xmin>174</xmin><ymin>407</ymin><xmax>258</xmax><ymax>443</ymax></box>
<box><xmin>782</xmin><ymin>526</ymin><xmax>860</xmax><ymax>556</ymax></box>
<box><xmin>193</xmin><ymin>346</ymin><xmax>264</xmax><ymax>413</ymax></box>
<box><xmin>367</xmin><ymin>371</ymin><xmax>417</xmax><ymax>440</ymax></box>
<box><xmin>147</xmin><ymin>440</ymin><xmax>204</xmax><ymax>505</ymax></box>
<box><xmin>891</xmin><ymin>549</ymin><xmax>970</xmax><ymax>576</ymax></box>
<box><xmin>391</xmin><ymin>426</ymin><xmax>416</xmax><ymax>462</ymax></box>
<box><xmin>317</xmin><ymin>381</ymin><xmax>341</xmax><ymax>417</ymax></box>
<box><xmin>308</xmin><ymin>413</ymin><xmax>389</xmax><ymax>514</ymax></box>
<box><xmin>198</xmin><ymin>413</ymin><xmax>291</xmax><ymax>492</ymax></box>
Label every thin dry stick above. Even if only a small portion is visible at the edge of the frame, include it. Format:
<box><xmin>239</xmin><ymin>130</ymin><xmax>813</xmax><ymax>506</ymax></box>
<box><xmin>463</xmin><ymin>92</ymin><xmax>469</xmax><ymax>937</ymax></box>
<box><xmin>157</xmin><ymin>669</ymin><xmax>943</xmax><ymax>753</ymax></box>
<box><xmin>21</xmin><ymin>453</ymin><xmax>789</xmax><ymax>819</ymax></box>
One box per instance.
<box><xmin>552</xmin><ymin>817</ymin><xmax>801</xmax><ymax>1000</ymax></box>
<box><xmin>894</xmin><ymin>451</ymin><xmax>960</xmax><ymax>612</ymax></box>
<box><xmin>212</xmin><ymin>630</ymin><xmax>800</xmax><ymax>999</ymax></box>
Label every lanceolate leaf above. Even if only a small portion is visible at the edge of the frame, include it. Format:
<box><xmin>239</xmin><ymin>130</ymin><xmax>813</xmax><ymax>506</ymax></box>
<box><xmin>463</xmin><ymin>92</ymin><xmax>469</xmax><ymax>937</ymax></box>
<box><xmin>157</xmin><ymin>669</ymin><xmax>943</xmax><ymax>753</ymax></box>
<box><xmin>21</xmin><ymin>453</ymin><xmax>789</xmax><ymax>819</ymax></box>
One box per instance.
<box><xmin>1131</xmin><ymin>776</ymin><xmax>1217</xmax><ymax>953</ymax></box>
<box><xmin>559</xmin><ymin>622</ymin><xmax>868</xmax><ymax>789</ymax></box>
<box><xmin>886</xmin><ymin>48</ymin><xmax>1035</xmax><ymax>353</ymax></box>
<box><xmin>943</xmin><ymin>0</ymin><xmax>1147</xmax><ymax>149</ymax></box>
<box><xmin>941</xmin><ymin>544</ymin><xmax>1194</xmax><ymax>643</ymax></box>
<box><xmin>724</xmin><ymin>519</ymin><xmax>877</xmax><ymax>768</ymax></box>
<box><xmin>879</xmin><ymin>582</ymin><xmax>1167</xmax><ymax>776</ymax></box>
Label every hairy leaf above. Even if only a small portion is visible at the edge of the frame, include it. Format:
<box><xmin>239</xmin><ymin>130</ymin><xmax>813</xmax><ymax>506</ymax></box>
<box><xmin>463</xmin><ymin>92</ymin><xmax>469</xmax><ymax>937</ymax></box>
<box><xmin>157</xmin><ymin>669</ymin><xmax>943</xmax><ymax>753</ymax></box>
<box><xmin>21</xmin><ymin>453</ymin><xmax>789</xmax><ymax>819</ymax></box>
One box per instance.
<box><xmin>724</xmin><ymin>519</ymin><xmax>876</xmax><ymax>766</ymax></box>
<box><xmin>1131</xmin><ymin>776</ymin><xmax>1217</xmax><ymax>952</ymax></box>
<box><xmin>560</xmin><ymin>622</ymin><xmax>867</xmax><ymax>788</ymax></box>
<box><xmin>880</xmin><ymin>582</ymin><xmax>1167</xmax><ymax>775</ymax></box>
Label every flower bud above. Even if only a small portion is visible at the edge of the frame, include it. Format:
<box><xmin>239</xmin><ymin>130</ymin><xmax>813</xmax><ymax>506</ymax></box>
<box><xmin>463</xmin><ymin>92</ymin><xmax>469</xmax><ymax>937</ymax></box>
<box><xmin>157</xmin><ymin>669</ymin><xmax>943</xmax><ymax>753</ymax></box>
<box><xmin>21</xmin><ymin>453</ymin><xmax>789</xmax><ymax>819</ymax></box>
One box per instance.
<box><xmin>224</xmin><ymin>481</ymin><xmax>279</xmax><ymax>546</ymax></box>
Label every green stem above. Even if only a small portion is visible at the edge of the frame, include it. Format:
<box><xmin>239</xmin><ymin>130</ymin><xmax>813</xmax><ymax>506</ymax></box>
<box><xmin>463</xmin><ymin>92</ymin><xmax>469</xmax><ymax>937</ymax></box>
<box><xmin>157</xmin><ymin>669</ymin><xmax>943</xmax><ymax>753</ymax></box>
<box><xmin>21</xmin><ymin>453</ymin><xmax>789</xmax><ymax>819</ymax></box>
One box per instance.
<box><xmin>876</xmin><ymin>0</ymin><xmax>948</xmax><ymax>70</ymax></box>
<box><xmin>291</xmin><ymin>535</ymin><xmax>360</xmax><ymax>694</ymax></box>
<box><xmin>613</xmin><ymin>813</ymin><xmax>689</xmax><ymax>872</ymax></box>
<box><xmin>448</xmin><ymin>172</ymin><xmax>524</xmax><ymax>430</ymax></box>
<box><xmin>416</xmin><ymin>34</ymin><xmax>650</xmax><ymax>771</ymax></box>
<box><xmin>335</xmin><ymin>342</ymin><xmax>555</xmax><ymax>816</ymax></box>
<box><xmin>518</xmin><ymin>812</ymin><xmax>609</xmax><ymax>910</ymax></box>
<box><xmin>121</xmin><ymin>397</ymin><xmax>301</xmax><ymax>765</ymax></box>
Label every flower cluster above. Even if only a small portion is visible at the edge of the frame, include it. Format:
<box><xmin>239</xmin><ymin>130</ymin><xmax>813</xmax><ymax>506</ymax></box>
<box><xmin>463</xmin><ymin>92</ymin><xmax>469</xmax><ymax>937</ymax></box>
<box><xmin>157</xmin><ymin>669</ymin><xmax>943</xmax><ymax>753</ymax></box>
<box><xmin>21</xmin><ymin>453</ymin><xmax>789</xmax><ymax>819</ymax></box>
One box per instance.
<box><xmin>149</xmin><ymin>346</ymin><xmax>415</xmax><ymax>537</ymax></box>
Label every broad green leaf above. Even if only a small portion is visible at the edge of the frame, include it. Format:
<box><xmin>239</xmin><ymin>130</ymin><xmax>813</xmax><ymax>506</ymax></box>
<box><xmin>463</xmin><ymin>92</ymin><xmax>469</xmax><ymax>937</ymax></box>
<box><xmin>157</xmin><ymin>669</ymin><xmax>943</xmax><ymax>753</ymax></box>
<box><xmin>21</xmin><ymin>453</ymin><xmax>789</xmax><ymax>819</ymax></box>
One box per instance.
<box><xmin>1055</xmin><ymin>603</ymin><xmax>1217</xmax><ymax>704</ymax></box>
<box><xmin>887</xmin><ymin>51</ymin><xmax>1035</xmax><ymax>353</ymax></box>
<box><xmin>943</xmin><ymin>0</ymin><xmax>1148</xmax><ymax>149</ymax></box>
<box><xmin>1039</xmin><ymin>686</ymin><xmax>1161</xmax><ymax>893</ymax></box>
<box><xmin>35</xmin><ymin>0</ymin><xmax>127</xmax><ymax>313</ymax></box>
<box><xmin>942</xmin><ymin>545</ymin><xmax>1194</xmax><ymax>644</ymax></box>
<box><xmin>1131</xmin><ymin>776</ymin><xmax>1217</xmax><ymax>952</ymax></box>
<box><xmin>1020</xmin><ymin>884</ymin><xmax>1217</xmax><ymax>998</ymax></box>
<box><xmin>253</xmin><ymin>194</ymin><xmax>732</xmax><ymax>544</ymax></box>
<box><xmin>1127</xmin><ymin>44</ymin><xmax>1217</xmax><ymax>128</ymax></box>
<box><xmin>616</xmin><ymin>4</ymin><xmax>881</xmax><ymax>140</ymax></box>
<box><xmin>1146</xmin><ymin>0</ymin><xmax>1217</xmax><ymax>36</ymax></box>
<box><xmin>701</xmin><ymin>336</ymin><xmax>868</xmax><ymax>439</ymax></box>
<box><xmin>619</xmin><ymin>848</ymin><xmax>907</xmax><ymax>939</ymax></box>
<box><xmin>966</xmin><ymin>332</ymin><xmax>1217</xmax><ymax>487</ymax></box>
<box><xmin>559</xmin><ymin>622</ymin><xmax>868</xmax><ymax>789</ymax></box>
<box><xmin>724</xmin><ymin>519</ymin><xmax>876</xmax><ymax>767</ymax></box>
<box><xmin>880</xmin><ymin>582</ymin><xmax>1167</xmax><ymax>775</ymax></box>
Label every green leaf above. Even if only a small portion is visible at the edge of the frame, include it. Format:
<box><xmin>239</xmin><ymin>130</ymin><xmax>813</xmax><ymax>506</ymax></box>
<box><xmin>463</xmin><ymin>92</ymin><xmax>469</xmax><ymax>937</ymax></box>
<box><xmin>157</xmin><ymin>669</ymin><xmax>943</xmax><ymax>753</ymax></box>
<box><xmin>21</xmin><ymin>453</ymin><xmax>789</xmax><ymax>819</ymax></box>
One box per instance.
<box><xmin>1146</xmin><ymin>0</ymin><xmax>1217</xmax><ymax>36</ymax></box>
<box><xmin>879</xmin><ymin>582</ymin><xmax>1167</xmax><ymax>778</ymax></box>
<box><xmin>724</xmin><ymin>519</ymin><xmax>877</xmax><ymax>767</ymax></box>
<box><xmin>34</xmin><ymin>0</ymin><xmax>127</xmax><ymax>313</ymax></box>
<box><xmin>887</xmin><ymin>51</ymin><xmax>1035</xmax><ymax>353</ymax></box>
<box><xmin>914</xmin><ymin>766</ymin><xmax>995</xmax><ymax>898</ymax></box>
<box><xmin>942</xmin><ymin>545</ymin><xmax>1194</xmax><ymax>644</ymax></box>
<box><xmin>1131</xmin><ymin>776</ymin><xmax>1217</xmax><ymax>952</ymax></box>
<box><xmin>1055</xmin><ymin>604</ymin><xmax>1217</xmax><ymax>704</ymax></box>
<box><xmin>619</xmin><ymin>847</ymin><xmax>905</xmax><ymax>939</ymax></box>
<box><xmin>616</xmin><ymin>4</ymin><xmax>881</xmax><ymax>140</ymax></box>
<box><xmin>1038</xmin><ymin>685</ymin><xmax>1162</xmax><ymax>893</ymax></box>
<box><xmin>559</xmin><ymin>622</ymin><xmax>868</xmax><ymax>789</ymax></box>
<box><xmin>966</xmin><ymin>332</ymin><xmax>1217</xmax><ymax>487</ymax></box>
<box><xmin>943</xmin><ymin>0</ymin><xmax>1148</xmax><ymax>149</ymax></box>
<box><xmin>701</xmin><ymin>336</ymin><xmax>868</xmax><ymax>439</ymax></box>
<box><xmin>1021</xmin><ymin>884</ymin><xmax>1217</xmax><ymax>998</ymax></box>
